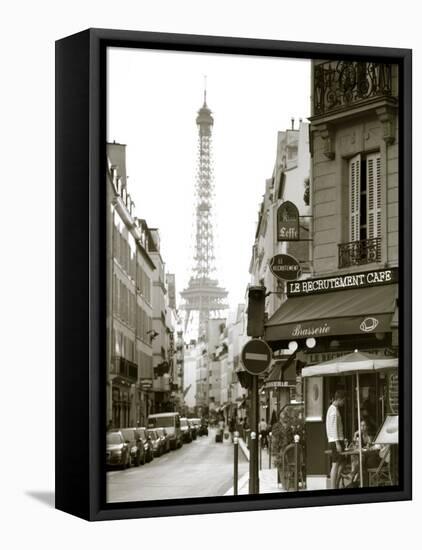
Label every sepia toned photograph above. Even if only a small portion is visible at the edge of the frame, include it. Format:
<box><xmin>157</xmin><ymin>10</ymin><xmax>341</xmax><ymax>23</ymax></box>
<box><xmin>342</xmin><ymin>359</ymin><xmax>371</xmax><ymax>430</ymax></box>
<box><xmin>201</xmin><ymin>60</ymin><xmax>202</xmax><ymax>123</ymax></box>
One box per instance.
<box><xmin>105</xmin><ymin>47</ymin><xmax>400</xmax><ymax>504</ymax></box>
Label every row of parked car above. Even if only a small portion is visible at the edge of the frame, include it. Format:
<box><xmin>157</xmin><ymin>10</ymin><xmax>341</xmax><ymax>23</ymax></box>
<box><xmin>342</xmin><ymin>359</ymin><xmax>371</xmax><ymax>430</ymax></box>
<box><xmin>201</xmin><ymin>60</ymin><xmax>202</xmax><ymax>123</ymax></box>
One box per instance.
<box><xmin>106</xmin><ymin>413</ymin><xmax>209</xmax><ymax>469</ymax></box>
<box><xmin>180</xmin><ymin>417</ymin><xmax>208</xmax><ymax>443</ymax></box>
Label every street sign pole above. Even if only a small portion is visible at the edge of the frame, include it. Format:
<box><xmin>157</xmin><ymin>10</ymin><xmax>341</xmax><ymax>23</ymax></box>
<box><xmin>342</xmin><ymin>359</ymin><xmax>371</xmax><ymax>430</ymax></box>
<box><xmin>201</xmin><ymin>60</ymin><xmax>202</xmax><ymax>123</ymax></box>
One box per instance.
<box><xmin>241</xmin><ymin>338</ymin><xmax>272</xmax><ymax>496</ymax></box>
<box><xmin>249</xmin><ymin>375</ymin><xmax>260</xmax><ymax>494</ymax></box>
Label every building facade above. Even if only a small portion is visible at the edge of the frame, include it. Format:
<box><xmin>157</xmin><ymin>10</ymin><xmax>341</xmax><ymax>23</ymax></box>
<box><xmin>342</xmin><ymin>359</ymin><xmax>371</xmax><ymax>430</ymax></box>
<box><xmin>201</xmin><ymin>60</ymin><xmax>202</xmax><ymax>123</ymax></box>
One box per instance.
<box><xmin>264</xmin><ymin>61</ymin><xmax>399</xmax><ymax>489</ymax></box>
<box><xmin>249</xmin><ymin>120</ymin><xmax>311</xmax><ymax>318</ymax></box>
<box><xmin>248</xmin><ymin>121</ymin><xmax>311</xmax><ymax>422</ymax></box>
<box><xmin>107</xmin><ymin>143</ymin><xmax>155</xmax><ymax>429</ymax></box>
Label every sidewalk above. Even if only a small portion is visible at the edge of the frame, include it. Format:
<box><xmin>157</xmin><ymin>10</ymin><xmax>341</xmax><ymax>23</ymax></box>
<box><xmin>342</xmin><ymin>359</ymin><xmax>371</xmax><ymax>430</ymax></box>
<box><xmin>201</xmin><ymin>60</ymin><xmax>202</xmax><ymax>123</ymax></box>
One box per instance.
<box><xmin>225</xmin><ymin>437</ymin><xmax>285</xmax><ymax>495</ymax></box>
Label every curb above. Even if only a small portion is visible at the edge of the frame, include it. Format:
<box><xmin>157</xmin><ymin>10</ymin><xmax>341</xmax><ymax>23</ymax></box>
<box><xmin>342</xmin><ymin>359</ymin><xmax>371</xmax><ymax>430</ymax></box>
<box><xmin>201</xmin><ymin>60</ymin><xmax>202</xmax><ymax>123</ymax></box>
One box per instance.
<box><xmin>238</xmin><ymin>438</ymin><xmax>249</xmax><ymax>461</ymax></box>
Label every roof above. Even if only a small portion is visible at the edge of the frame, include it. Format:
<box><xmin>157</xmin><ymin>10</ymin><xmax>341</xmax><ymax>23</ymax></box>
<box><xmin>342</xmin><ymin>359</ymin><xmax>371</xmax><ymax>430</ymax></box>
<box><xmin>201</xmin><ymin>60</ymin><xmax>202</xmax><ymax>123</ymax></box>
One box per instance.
<box><xmin>265</xmin><ymin>284</ymin><xmax>397</xmax><ymax>342</ymax></box>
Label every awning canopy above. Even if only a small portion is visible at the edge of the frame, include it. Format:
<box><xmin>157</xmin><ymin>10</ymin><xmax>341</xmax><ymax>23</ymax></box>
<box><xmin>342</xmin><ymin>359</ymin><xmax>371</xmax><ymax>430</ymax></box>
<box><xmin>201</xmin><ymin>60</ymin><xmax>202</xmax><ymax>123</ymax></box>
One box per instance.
<box><xmin>264</xmin><ymin>357</ymin><xmax>299</xmax><ymax>388</ymax></box>
<box><xmin>265</xmin><ymin>284</ymin><xmax>397</xmax><ymax>342</ymax></box>
<box><xmin>301</xmin><ymin>351</ymin><xmax>398</xmax><ymax>378</ymax></box>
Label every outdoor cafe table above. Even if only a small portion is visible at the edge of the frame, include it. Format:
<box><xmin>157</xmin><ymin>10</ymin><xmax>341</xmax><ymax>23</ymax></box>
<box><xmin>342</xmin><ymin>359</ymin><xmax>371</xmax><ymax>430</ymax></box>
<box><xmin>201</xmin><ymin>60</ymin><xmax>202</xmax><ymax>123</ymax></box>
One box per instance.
<box><xmin>325</xmin><ymin>447</ymin><xmax>380</xmax><ymax>485</ymax></box>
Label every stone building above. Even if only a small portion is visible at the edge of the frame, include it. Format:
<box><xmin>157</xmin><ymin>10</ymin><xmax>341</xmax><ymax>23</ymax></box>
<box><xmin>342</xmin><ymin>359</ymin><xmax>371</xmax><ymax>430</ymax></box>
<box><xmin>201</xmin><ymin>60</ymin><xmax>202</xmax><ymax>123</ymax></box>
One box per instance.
<box><xmin>106</xmin><ymin>143</ymin><xmax>155</xmax><ymax>428</ymax></box>
<box><xmin>264</xmin><ymin>61</ymin><xmax>399</xmax><ymax>489</ymax></box>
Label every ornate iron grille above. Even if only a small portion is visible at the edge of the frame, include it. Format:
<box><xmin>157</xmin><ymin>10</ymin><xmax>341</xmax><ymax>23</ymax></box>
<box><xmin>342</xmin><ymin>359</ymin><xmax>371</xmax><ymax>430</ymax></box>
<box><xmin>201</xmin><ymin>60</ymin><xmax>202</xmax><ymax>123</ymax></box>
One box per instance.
<box><xmin>338</xmin><ymin>238</ymin><xmax>381</xmax><ymax>268</ymax></box>
<box><xmin>111</xmin><ymin>356</ymin><xmax>138</xmax><ymax>382</ymax></box>
<box><xmin>314</xmin><ymin>61</ymin><xmax>392</xmax><ymax>116</ymax></box>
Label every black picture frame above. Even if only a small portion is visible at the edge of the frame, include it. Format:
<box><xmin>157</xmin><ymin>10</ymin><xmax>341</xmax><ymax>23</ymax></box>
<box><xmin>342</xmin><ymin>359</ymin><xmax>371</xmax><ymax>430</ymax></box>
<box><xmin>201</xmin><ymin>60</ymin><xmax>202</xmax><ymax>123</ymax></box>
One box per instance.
<box><xmin>55</xmin><ymin>28</ymin><xmax>412</xmax><ymax>521</ymax></box>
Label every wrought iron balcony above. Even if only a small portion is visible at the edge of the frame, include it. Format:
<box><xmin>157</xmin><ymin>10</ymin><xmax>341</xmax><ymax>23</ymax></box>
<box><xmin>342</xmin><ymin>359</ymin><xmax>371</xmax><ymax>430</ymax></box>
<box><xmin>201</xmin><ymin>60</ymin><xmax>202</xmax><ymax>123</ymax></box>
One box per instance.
<box><xmin>314</xmin><ymin>61</ymin><xmax>392</xmax><ymax>116</ymax></box>
<box><xmin>338</xmin><ymin>238</ymin><xmax>381</xmax><ymax>268</ymax></box>
<box><xmin>110</xmin><ymin>356</ymin><xmax>138</xmax><ymax>382</ymax></box>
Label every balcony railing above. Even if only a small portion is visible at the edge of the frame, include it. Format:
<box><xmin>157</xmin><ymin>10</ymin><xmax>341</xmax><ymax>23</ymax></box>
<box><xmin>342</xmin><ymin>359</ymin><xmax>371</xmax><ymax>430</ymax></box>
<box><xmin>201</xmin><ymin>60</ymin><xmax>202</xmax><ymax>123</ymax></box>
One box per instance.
<box><xmin>110</xmin><ymin>356</ymin><xmax>138</xmax><ymax>382</ymax></box>
<box><xmin>314</xmin><ymin>61</ymin><xmax>392</xmax><ymax>116</ymax></box>
<box><xmin>338</xmin><ymin>238</ymin><xmax>381</xmax><ymax>269</ymax></box>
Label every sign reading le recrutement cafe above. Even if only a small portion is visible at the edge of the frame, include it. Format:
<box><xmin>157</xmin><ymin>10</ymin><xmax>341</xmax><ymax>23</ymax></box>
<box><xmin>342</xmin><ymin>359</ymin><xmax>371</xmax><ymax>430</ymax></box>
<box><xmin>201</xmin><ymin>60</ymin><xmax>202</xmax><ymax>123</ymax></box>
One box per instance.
<box><xmin>287</xmin><ymin>268</ymin><xmax>398</xmax><ymax>297</ymax></box>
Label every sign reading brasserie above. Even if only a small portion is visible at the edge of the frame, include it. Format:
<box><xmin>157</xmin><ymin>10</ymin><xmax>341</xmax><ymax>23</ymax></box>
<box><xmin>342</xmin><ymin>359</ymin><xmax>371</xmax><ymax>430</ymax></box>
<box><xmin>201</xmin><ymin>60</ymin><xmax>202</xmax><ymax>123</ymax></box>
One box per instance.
<box><xmin>287</xmin><ymin>268</ymin><xmax>398</xmax><ymax>297</ymax></box>
<box><xmin>270</xmin><ymin>253</ymin><xmax>301</xmax><ymax>282</ymax></box>
<box><xmin>277</xmin><ymin>201</ymin><xmax>299</xmax><ymax>241</ymax></box>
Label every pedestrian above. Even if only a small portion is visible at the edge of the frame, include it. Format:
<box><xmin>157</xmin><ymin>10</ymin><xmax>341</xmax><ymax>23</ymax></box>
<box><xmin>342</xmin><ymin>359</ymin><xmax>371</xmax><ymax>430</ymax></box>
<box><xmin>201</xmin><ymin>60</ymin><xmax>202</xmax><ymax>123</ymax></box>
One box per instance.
<box><xmin>326</xmin><ymin>389</ymin><xmax>346</xmax><ymax>489</ymax></box>
<box><xmin>229</xmin><ymin>417</ymin><xmax>236</xmax><ymax>442</ymax></box>
<box><xmin>259</xmin><ymin>417</ymin><xmax>268</xmax><ymax>448</ymax></box>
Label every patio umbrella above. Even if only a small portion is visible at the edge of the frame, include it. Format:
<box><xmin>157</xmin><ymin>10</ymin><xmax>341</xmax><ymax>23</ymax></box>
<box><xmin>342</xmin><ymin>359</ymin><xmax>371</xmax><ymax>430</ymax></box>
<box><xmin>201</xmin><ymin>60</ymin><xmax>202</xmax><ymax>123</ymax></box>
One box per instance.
<box><xmin>302</xmin><ymin>350</ymin><xmax>398</xmax><ymax>488</ymax></box>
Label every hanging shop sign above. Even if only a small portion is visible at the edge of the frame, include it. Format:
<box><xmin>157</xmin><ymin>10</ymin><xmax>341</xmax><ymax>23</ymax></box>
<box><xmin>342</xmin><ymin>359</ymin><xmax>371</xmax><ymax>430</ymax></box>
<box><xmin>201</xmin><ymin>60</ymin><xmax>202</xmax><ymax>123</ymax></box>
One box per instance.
<box><xmin>287</xmin><ymin>268</ymin><xmax>398</xmax><ymax>297</ymax></box>
<box><xmin>277</xmin><ymin>201</ymin><xmax>300</xmax><ymax>241</ymax></box>
<box><xmin>269</xmin><ymin>254</ymin><xmax>301</xmax><ymax>282</ymax></box>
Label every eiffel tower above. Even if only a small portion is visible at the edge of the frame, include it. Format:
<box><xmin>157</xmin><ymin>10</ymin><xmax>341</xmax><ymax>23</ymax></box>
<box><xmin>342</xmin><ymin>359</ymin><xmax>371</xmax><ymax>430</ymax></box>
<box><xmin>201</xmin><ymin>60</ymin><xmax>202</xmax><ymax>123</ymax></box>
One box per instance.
<box><xmin>180</xmin><ymin>85</ymin><xmax>228</xmax><ymax>340</ymax></box>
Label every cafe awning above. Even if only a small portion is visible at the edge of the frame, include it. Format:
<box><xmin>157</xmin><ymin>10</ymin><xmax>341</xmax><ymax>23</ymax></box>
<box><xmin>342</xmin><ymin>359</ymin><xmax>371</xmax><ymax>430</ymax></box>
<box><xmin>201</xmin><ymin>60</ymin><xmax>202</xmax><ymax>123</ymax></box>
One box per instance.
<box><xmin>301</xmin><ymin>350</ymin><xmax>398</xmax><ymax>377</ymax></box>
<box><xmin>264</xmin><ymin>356</ymin><xmax>300</xmax><ymax>388</ymax></box>
<box><xmin>265</xmin><ymin>284</ymin><xmax>397</xmax><ymax>342</ymax></box>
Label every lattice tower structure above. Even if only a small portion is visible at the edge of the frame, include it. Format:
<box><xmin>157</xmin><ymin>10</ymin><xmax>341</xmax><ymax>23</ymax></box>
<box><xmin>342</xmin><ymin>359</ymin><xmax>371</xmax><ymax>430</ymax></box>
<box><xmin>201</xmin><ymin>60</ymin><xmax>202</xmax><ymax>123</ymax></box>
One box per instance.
<box><xmin>180</xmin><ymin>91</ymin><xmax>228</xmax><ymax>340</ymax></box>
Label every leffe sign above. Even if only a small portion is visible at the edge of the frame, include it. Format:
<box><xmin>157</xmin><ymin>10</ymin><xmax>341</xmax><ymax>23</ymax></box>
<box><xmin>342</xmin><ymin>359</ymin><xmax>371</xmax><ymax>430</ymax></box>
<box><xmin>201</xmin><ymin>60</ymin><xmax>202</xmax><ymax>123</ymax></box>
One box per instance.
<box><xmin>287</xmin><ymin>268</ymin><xmax>398</xmax><ymax>297</ymax></box>
<box><xmin>277</xmin><ymin>201</ymin><xmax>300</xmax><ymax>241</ymax></box>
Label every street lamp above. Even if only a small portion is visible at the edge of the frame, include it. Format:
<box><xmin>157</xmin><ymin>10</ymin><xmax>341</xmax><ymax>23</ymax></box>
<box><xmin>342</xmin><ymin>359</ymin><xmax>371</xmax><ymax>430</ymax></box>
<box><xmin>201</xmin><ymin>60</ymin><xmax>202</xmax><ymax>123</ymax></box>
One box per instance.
<box><xmin>306</xmin><ymin>337</ymin><xmax>316</xmax><ymax>349</ymax></box>
<box><xmin>288</xmin><ymin>341</ymin><xmax>298</xmax><ymax>352</ymax></box>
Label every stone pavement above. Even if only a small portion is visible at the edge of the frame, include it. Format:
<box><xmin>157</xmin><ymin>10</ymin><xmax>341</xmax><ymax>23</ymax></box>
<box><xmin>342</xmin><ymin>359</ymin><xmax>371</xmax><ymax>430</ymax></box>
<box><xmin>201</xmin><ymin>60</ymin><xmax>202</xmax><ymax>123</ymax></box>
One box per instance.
<box><xmin>224</xmin><ymin>437</ymin><xmax>285</xmax><ymax>495</ymax></box>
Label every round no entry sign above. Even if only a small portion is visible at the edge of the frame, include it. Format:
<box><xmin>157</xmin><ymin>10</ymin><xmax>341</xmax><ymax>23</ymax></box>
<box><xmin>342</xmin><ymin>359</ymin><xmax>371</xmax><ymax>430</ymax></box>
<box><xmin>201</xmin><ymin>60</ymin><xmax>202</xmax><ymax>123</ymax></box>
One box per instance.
<box><xmin>241</xmin><ymin>338</ymin><xmax>272</xmax><ymax>375</ymax></box>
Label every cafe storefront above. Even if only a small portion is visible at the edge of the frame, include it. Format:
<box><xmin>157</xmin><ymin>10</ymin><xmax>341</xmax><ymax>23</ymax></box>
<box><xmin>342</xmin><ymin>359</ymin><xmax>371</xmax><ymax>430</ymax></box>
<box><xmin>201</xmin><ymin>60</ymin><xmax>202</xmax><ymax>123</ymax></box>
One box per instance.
<box><xmin>264</xmin><ymin>268</ymin><xmax>399</xmax><ymax>490</ymax></box>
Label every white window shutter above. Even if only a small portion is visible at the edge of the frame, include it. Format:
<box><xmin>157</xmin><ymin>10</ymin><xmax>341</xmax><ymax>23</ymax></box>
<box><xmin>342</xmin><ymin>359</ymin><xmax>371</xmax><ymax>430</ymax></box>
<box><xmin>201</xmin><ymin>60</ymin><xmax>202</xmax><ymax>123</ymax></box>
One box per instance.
<box><xmin>349</xmin><ymin>154</ymin><xmax>361</xmax><ymax>241</ymax></box>
<box><xmin>367</xmin><ymin>153</ymin><xmax>381</xmax><ymax>239</ymax></box>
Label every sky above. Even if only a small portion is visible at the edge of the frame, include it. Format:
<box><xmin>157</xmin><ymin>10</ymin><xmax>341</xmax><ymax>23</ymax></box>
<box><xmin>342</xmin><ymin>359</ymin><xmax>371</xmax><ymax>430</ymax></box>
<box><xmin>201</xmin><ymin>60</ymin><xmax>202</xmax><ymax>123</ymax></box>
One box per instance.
<box><xmin>107</xmin><ymin>47</ymin><xmax>310</xmax><ymax>312</ymax></box>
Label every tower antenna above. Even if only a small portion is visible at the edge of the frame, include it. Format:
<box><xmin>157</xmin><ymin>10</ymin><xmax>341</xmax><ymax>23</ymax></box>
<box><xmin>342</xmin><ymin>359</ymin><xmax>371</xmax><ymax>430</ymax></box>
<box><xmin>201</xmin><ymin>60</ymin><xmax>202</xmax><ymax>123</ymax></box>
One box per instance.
<box><xmin>203</xmin><ymin>75</ymin><xmax>207</xmax><ymax>105</ymax></box>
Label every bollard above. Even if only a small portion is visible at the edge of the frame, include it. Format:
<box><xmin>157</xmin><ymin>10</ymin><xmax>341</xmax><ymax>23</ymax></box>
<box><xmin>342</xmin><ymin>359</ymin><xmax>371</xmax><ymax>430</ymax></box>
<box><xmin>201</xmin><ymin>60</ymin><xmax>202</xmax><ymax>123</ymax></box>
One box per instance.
<box><xmin>268</xmin><ymin>432</ymin><xmax>272</xmax><ymax>469</ymax></box>
<box><xmin>233</xmin><ymin>435</ymin><xmax>239</xmax><ymax>495</ymax></box>
<box><xmin>259</xmin><ymin>434</ymin><xmax>262</xmax><ymax>471</ymax></box>
<box><xmin>294</xmin><ymin>434</ymin><xmax>300</xmax><ymax>491</ymax></box>
<box><xmin>249</xmin><ymin>431</ymin><xmax>259</xmax><ymax>494</ymax></box>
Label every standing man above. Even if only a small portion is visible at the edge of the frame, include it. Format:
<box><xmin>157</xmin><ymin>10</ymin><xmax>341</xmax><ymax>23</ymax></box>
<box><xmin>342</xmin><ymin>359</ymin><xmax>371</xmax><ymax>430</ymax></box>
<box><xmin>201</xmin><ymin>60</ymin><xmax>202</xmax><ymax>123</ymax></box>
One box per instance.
<box><xmin>326</xmin><ymin>390</ymin><xmax>346</xmax><ymax>489</ymax></box>
<box><xmin>259</xmin><ymin>417</ymin><xmax>268</xmax><ymax>449</ymax></box>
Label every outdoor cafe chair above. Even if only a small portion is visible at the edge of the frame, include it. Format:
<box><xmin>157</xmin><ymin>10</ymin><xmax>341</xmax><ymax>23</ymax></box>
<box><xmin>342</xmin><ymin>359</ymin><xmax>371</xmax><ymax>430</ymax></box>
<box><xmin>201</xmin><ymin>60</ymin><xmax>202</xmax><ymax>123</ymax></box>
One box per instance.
<box><xmin>368</xmin><ymin>446</ymin><xmax>392</xmax><ymax>487</ymax></box>
<box><xmin>282</xmin><ymin>443</ymin><xmax>305</xmax><ymax>491</ymax></box>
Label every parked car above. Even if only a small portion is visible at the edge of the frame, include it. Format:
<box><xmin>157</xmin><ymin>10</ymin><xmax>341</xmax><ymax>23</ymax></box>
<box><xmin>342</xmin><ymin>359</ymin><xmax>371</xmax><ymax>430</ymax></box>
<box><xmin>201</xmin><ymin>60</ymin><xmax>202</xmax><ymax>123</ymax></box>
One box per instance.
<box><xmin>135</xmin><ymin>427</ymin><xmax>154</xmax><ymax>462</ymax></box>
<box><xmin>189</xmin><ymin>418</ymin><xmax>201</xmax><ymax>438</ymax></box>
<box><xmin>120</xmin><ymin>428</ymin><xmax>145</xmax><ymax>467</ymax></box>
<box><xmin>148</xmin><ymin>412</ymin><xmax>183</xmax><ymax>450</ymax></box>
<box><xmin>106</xmin><ymin>430</ymin><xmax>130</xmax><ymax>469</ymax></box>
<box><xmin>155</xmin><ymin>427</ymin><xmax>171</xmax><ymax>453</ymax></box>
<box><xmin>180</xmin><ymin>417</ymin><xmax>192</xmax><ymax>443</ymax></box>
<box><xmin>147</xmin><ymin>429</ymin><xmax>163</xmax><ymax>456</ymax></box>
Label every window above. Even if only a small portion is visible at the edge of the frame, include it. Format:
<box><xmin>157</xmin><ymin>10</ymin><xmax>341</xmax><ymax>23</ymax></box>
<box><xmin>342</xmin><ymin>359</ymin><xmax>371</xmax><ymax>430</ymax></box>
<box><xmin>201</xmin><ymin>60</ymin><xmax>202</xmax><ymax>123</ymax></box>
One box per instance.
<box><xmin>277</xmin><ymin>171</ymin><xmax>285</xmax><ymax>200</ymax></box>
<box><xmin>339</xmin><ymin>152</ymin><xmax>381</xmax><ymax>268</ymax></box>
<box><xmin>349</xmin><ymin>152</ymin><xmax>381</xmax><ymax>242</ymax></box>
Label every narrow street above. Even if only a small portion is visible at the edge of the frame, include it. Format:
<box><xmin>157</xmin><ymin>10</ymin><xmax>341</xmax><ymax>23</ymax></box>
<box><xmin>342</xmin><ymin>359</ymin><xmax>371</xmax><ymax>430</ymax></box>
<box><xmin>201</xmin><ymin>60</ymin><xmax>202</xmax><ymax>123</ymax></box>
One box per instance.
<box><xmin>107</xmin><ymin>429</ymin><xmax>248</xmax><ymax>503</ymax></box>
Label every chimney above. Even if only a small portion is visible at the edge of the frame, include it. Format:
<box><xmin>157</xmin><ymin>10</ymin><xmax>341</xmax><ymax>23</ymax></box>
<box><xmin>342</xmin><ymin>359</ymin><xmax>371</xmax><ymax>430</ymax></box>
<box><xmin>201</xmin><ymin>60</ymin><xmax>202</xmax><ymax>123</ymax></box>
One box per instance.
<box><xmin>291</xmin><ymin>117</ymin><xmax>295</xmax><ymax>130</ymax></box>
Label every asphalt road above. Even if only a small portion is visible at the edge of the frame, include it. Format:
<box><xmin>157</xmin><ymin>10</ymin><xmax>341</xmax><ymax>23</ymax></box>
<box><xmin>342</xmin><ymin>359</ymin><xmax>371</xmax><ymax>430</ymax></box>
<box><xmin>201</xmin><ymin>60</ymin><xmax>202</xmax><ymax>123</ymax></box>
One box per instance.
<box><xmin>107</xmin><ymin>428</ymin><xmax>248</xmax><ymax>503</ymax></box>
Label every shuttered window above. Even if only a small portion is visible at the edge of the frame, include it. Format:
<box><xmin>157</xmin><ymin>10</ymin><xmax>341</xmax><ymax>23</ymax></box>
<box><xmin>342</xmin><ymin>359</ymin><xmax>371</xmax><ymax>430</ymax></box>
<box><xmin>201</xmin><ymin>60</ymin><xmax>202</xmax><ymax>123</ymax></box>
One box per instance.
<box><xmin>367</xmin><ymin>153</ymin><xmax>381</xmax><ymax>239</ymax></box>
<box><xmin>349</xmin><ymin>152</ymin><xmax>381</xmax><ymax>241</ymax></box>
<box><xmin>349</xmin><ymin>154</ymin><xmax>361</xmax><ymax>242</ymax></box>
